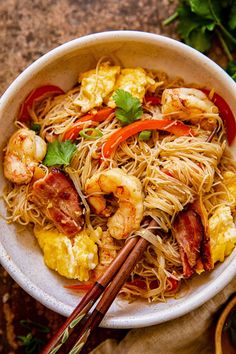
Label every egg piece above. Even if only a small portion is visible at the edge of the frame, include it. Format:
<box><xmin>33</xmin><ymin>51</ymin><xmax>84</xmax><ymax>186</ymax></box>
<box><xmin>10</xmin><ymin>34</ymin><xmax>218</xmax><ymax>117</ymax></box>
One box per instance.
<box><xmin>108</xmin><ymin>67</ymin><xmax>156</xmax><ymax>107</ymax></box>
<box><xmin>34</xmin><ymin>227</ymin><xmax>102</xmax><ymax>281</ymax></box>
<box><xmin>73</xmin><ymin>63</ymin><xmax>120</xmax><ymax>112</ymax></box>
<box><xmin>222</xmin><ymin>171</ymin><xmax>236</xmax><ymax>206</ymax></box>
<box><xmin>209</xmin><ymin>205</ymin><xmax>236</xmax><ymax>264</ymax></box>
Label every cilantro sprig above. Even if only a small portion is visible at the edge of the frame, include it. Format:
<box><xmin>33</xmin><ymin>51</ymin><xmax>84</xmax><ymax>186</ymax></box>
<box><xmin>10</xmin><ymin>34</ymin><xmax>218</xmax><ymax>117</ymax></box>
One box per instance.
<box><xmin>113</xmin><ymin>89</ymin><xmax>143</xmax><ymax>126</ymax></box>
<box><xmin>43</xmin><ymin>140</ymin><xmax>77</xmax><ymax>167</ymax></box>
<box><xmin>17</xmin><ymin>319</ymin><xmax>50</xmax><ymax>354</ymax></box>
<box><xmin>163</xmin><ymin>0</ymin><xmax>236</xmax><ymax>81</ymax></box>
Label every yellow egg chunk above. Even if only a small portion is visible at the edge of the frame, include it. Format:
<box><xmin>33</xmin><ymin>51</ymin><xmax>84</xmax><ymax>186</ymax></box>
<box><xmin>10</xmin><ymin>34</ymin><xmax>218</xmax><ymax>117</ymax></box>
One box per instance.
<box><xmin>34</xmin><ymin>227</ymin><xmax>102</xmax><ymax>281</ymax></box>
<box><xmin>222</xmin><ymin>171</ymin><xmax>236</xmax><ymax>206</ymax></box>
<box><xmin>108</xmin><ymin>67</ymin><xmax>156</xmax><ymax>107</ymax></box>
<box><xmin>73</xmin><ymin>63</ymin><xmax>120</xmax><ymax>112</ymax></box>
<box><xmin>209</xmin><ymin>205</ymin><xmax>236</xmax><ymax>264</ymax></box>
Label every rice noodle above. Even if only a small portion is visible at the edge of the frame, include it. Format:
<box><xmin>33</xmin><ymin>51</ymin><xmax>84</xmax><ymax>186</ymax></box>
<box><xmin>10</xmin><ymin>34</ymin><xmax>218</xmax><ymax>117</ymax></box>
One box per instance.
<box><xmin>3</xmin><ymin>64</ymin><xmax>236</xmax><ymax>303</ymax></box>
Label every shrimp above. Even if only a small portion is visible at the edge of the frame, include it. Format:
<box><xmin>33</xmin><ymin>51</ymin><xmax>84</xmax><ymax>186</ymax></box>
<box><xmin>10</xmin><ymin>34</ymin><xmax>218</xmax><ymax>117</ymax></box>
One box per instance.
<box><xmin>85</xmin><ymin>168</ymin><xmax>144</xmax><ymax>239</ymax></box>
<box><xmin>93</xmin><ymin>231</ymin><xmax>118</xmax><ymax>280</ymax></box>
<box><xmin>161</xmin><ymin>88</ymin><xmax>219</xmax><ymax>130</ymax></box>
<box><xmin>3</xmin><ymin>128</ymin><xmax>47</xmax><ymax>184</ymax></box>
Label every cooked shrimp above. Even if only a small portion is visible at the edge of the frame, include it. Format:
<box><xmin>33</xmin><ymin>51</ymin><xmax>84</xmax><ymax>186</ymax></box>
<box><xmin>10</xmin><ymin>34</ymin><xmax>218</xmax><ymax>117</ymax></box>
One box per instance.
<box><xmin>4</xmin><ymin>128</ymin><xmax>47</xmax><ymax>184</ymax></box>
<box><xmin>161</xmin><ymin>88</ymin><xmax>219</xmax><ymax>130</ymax></box>
<box><xmin>93</xmin><ymin>231</ymin><xmax>118</xmax><ymax>280</ymax></box>
<box><xmin>85</xmin><ymin>168</ymin><xmax>144</xmax><ymax>239</ymax></box>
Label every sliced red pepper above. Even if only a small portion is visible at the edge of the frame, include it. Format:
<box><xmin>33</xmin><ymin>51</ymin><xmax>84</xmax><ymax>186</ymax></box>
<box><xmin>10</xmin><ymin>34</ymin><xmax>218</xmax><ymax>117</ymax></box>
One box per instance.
<box><xmin>102</xmin><ymin>119</ymin><xmax>194</xmax><ymax>158</ymax></box>
<box><xmin>202</xmin><ymin>89</ymin><xmax>236</xmax><ymax>145</ymax></box>
<box><xmin>126</xmin><ymin>277</ymin><xmax>179</xmax><ymax>291</ymax></box>
<box><xmin>64</xmin><ymin>277</ymin><xmax>179</xmax><ymax>293</ymax></box>
<box><xmin>162</xmin><ymin>168</ymin><xmax>174</xmax><ymax>177</ymax></box>
<box><xmin>126</xmin><ymin>279</ymin><xmax>147</xmax><ymax>289</ymax></box>
<box><xmin>145</xmin><ymin>95</ymin><xmax>161</xmax><ymax>105</ymax></box>
<box><xmin>63</xmin><ymin>107</ymin><xmax>114</xmax><ymax>141</ymax></box>
<box><xmin>64</xmin><ymin>283</ymin><xmax>93</xmax><ymax>292</ymax></box>
<box><xmin>167</xmin><ymin>277</ymin><xmax>180</xmax><ymax>292</ymax></box>
<box><xmin>19</xmin><ymin>85</ymin><xmax>65</xmax><ymax>123</ymax></box>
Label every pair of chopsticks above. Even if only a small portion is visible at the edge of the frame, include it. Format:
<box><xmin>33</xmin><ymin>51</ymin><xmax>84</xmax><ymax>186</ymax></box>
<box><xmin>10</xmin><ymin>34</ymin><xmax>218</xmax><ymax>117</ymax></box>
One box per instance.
<box><xmin>41</xmin><ymin>219</ymin><xmax>157</xmax><ymax>354</ymax></box>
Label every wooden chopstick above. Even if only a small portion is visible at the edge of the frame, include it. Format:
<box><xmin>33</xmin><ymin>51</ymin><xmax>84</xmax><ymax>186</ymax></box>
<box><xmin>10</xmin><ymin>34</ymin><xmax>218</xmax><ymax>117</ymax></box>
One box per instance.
<box><xmin>68</xmin><ymin>237</ymin><xmax>149</xmax><ymax>354</ymax></box>
<box><xmin>41</xmin><ymin>236</ymin><xmax>139</xmax><ymax>354</ymax></box>
<box><xmin>41</xmin><ymin>219</ymin><xmax>157</xmax><ymax>354</ymax></box>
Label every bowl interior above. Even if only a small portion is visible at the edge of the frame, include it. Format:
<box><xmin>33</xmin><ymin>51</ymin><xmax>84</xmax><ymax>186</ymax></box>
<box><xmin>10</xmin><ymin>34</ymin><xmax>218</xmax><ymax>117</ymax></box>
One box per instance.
<box><xmin>0</xmin><ymin>31</ymin><xmax>236</xmax><ymax>328</ymax></box>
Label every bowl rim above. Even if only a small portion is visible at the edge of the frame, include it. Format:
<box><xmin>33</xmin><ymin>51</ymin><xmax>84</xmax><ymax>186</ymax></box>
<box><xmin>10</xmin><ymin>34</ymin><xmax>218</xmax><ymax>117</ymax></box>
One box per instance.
<box><xmin>1</xmin><ymin>30</ymin><xmax>236</xmax><ymax>328</ymax></box>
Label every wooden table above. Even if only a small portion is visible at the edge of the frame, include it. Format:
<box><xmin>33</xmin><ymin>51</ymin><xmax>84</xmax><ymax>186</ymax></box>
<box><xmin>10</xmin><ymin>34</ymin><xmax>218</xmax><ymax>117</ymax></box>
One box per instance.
<box><xmin>0</xmin><ymin>1</ymin><xmax>226</xmax><ymax>353</ymax></box>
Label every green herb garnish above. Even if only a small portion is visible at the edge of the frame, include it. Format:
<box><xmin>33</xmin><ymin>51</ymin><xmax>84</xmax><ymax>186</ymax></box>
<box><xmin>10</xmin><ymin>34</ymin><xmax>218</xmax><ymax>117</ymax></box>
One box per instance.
<box><xmin>139</xmin><ymin>130</ymin><xmax>152</xmax><ymax>141</ymax></box>
<box><xmin>226</xmin><ymin>60</ymin><xmax>236</xmax><ymax>80</ymax></box>
<box><xmin>113</xmin><ymin>89</ymin><xmax>143</xmax><ymax>126</ymax></box>
<box><xmin>18</xmin><ymin>333</ymin><xmax>45</xmax><ymax>354</ymax></box>
<box><xmin>163</xmin><ymin>0</ymin><xmax>236</xmax><ymax>81</ymax></box>
<box><xmin>31</xmin><ymin>123</ymin><xmax>41</xmax><ymax>134</ymax></box>
<box><xmin>20</xmin><ymin>319</ymin><xmax>50</xmax><ymax>333</ymax></box>
<box><xmin>43</xmin><ymin>140</ymin><xmax>77</xmax><ymax>167</ymax></box>
<box><xmin>79</xmin><ymin>128</ymin><xmax>103</xmax><ymax>140</ymax></box>
<box><xmin>17</xmin><ymin>319</ymin><xmax>50</xmax><ymax>354</ymax></box>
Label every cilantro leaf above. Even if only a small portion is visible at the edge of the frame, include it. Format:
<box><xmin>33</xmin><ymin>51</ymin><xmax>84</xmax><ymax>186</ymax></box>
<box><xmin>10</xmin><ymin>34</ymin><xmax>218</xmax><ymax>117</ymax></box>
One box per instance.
<box><xmin>164</xmin><ymin>0</ymin><xmax>236</xmax><ymax>77</ymax></box>
<box><xmin>31</xmin><ymin>123</ymin><xmax>41</xmax><ymax>134</ymax></box>
<box><xmin>17</xmin><ymin>333</ymin><xmax>45</xmax><ymax>354</ymax></box>
<box><xmin>113</xmin><ymin>89</ymin><xmax>143</xmax><ymax>126</ymax></box>
<box><xmin>228</xmin><ymin>0</ymin><xmax>236</xmax><ymax>30</ymax></box>
<box><xmin>177</xmin><ymin>4</ymin><xmax>215</xmax><ymax>52</ymax></box>
<box><xmin>43</xmin><ymin>140</ymin><xmax>77</xmax><ymax>166</ymax></box>
<box><xmin>188</xmin><ymin>0</ymin><xmax>215</xmax><ymax>19</ymax></box>
<box><xmin>187</xmin><ymin>26</ymin><xmax>213</xmax><ymax>52</ymax></box>
<box><xmin>226</xmin><ymin>60</ymin><xmax>236</xmax><ymax>80</ymax></box>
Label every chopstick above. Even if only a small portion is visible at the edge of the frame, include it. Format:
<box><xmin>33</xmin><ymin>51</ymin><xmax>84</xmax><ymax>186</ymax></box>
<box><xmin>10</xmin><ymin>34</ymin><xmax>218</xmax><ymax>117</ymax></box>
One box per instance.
<box><xmin>41</xmin><ymin>219</ymin><xmax>157</xmax><ymax>354</ymax></box>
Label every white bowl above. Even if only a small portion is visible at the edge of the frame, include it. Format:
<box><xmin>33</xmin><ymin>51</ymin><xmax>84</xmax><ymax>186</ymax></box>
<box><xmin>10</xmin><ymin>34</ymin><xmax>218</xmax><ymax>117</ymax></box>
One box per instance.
<box><xmin>0</xmin><ymin>31</ymin><xmax>236</xmax><ymax>329</ymax></box>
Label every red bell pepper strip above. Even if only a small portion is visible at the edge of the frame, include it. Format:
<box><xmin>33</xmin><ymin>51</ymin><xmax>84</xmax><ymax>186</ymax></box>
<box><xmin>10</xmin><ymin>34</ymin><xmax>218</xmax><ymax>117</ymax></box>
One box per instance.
<box><xmin>102</xmin><ymin>119</ymin><xmax>194</xmax><ymax>158</ymax></box>
<box><xmin>126</xmin><ymin>277</ymin><xmax>179</xmax><ymax>291</ymax></box>
<box><xmin>166</xmin><ymin>277</ymin><xmax>180</xmax><ymax>292</ymax></box>
<box><xmin>126</xmin><ymin>279</ymin><xmax>147</xmax><ymax>289</ymax></box>
<box><xmin>63</xmin><ymin>107</ymin><xmax>114</xmax><ymax>141</ymax></box>
<box><xmin>202</xmin><ymin>89</ymin><xmax>236</xmax><ymax>145</ymax></box>
<box><xmin>145</xmin><ymin>95</ymin><xmax>161</xmax><ymax>105</ymax></box>
<box><xmin>64</xmin><ymin>283</ymin><xmax>93</xmax><ymax>292</ymax></box>
<box><xmin>64</xmin><ymin>276</ymin><xmax>179</xmax><ymax>293</ymax></box>
<box><xmin>19</xmin><ymin>85</ymin><xmax>65</xmax><ymax>123</ymax></box>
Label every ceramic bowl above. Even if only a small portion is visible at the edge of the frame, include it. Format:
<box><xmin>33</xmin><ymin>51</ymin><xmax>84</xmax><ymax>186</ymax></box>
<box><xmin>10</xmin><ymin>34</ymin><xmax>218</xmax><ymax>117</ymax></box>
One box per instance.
<box><xmin>0</xmin><ymin>31</ymin><xmax>236</xmax><ymax>329</ymax></box>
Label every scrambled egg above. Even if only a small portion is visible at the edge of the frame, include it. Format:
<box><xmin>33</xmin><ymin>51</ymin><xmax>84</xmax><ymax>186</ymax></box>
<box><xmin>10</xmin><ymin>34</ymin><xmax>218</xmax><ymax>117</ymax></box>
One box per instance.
<box><xmin>73</xmin><ymin>63</ymin><xmax>157</xmax><ymax>112</ymax></box>
<box><xmin>34</xmin><ymin>227</ymin><xmax>102</xmax><ymax>281</ymax></box>
<box><xmin>209</xmin><ymin>205</ymin><xmax>236</xmax><ymax>264</ymax></box>
<box><xmin>221</xmin><ymin>171</ymin><xmax>236</xmax><ymax>206</ymax></box>
<box><xmin>107</xmin><ymin>67</ymin><xmax>156</xmax><ymax>107</ymax></box>
<box><xmin>73</xmin><ymin>63</ymin><xmax>120</xmax><ymax>112</ymax></box>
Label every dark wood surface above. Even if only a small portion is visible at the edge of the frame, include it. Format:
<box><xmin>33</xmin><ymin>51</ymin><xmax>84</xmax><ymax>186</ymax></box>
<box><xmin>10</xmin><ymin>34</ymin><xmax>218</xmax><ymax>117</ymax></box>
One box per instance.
<box><xmin>0</xmin><ymin>1</ymin><xmax>229</xmax><ymax>353</ymax></box>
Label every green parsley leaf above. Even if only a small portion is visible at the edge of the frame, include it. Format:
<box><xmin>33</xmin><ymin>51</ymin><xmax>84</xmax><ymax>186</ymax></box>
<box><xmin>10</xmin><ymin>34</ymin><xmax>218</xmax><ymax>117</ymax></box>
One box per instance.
<box><xmin>187</xmin><ymin>26</ymin><xmax>213</xmax><ymax>52</ymax></box>
<box><xmin>188</xmin><ymin>0</ymin><xmax>215</xmax><ymax>19</ymax></box>
<box><xmin>228</xmin><ymin>1</ymin><xmax>236</xmax><ymax>30</ymax></box>
<box><xmin>31</xmin><ymin>123</ymin><xmax>41</xmax><ymax>134</ymax></box>
<box><xmin>177</xmin><ymin>0</ymin><xmax>216</xmax><ymax>52</ymax></box>
<box><xmin>17</xmin><ymin>333</ymin><xmax>45</xmax><ymax>354</ymax></box>
<box><xmin>20</xmin><ymin>319</ymin><xmax>50</xmax><ymax>333</ymax></box>
<box><xmin>226</xmin><ymin>60</ymin><xmax>236</xmax><ymax>80</ymax></box>
<box><xmin>177</xmin><ymin>4</ymin><xmax>215</xmax><ymax>52</ymax></box>
<box><xmin>113</xmin><ymin>89</ymin><xmax>143</xmax><ymax>126</ymax></box>
<box><xmin>43</xmin><ymin>140</ymin><xmax>77</xmax><ymax>167</ymax></box>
